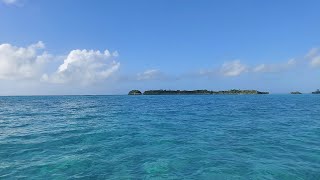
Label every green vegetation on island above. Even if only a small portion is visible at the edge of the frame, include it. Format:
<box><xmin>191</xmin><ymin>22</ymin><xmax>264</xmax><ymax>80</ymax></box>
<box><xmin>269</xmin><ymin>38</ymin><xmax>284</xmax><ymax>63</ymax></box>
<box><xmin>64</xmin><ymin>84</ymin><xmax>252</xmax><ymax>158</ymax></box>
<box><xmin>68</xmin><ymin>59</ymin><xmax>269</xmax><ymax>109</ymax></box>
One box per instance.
<box><xmin>128</xmin><ymin>90</ymin><xmax>142</xmax><ymax>95</ymax></box>
<box><xmin>312</xmin><ymin>89</ymin><xmax>320</xmax><ymax>94</ymax></box>
<box><xmin>291</xmin><ymin>91</ymin><xmax>302</xmax><ymax>94</ymax></box>
<box><xmin>128</xmin><ymin>89</ymin><xmax>269</xmax><ymax>95</ymax></box>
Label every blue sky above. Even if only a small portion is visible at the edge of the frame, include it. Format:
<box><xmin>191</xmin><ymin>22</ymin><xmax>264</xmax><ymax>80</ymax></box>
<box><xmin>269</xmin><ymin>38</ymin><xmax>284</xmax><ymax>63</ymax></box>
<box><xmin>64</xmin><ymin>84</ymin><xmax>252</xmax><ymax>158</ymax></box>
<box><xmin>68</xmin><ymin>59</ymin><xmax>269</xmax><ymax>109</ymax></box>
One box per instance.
<box><xmin>0</xmin><ymin>0</ymin><xmax>320</xmax><ymax>95</ymax></box>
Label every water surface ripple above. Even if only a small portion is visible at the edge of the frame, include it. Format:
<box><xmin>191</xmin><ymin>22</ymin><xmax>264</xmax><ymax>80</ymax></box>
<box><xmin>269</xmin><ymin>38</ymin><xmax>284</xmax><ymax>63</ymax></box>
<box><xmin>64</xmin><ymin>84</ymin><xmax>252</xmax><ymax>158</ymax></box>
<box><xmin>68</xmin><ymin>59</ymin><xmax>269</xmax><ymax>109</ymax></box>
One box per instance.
<box><xmin>0</xmin><ymin>95</ymin><xmax>319</xmax><ymax>179</ymax></box>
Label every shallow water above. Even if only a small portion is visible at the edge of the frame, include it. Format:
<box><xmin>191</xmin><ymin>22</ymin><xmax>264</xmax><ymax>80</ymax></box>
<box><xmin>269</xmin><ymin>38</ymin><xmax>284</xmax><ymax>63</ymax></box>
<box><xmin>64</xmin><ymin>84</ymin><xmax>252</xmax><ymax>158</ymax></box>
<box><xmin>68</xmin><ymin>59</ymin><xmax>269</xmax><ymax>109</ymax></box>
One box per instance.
<box><xmin>0</xmin><ymin>95</ymin><xmax>319</xmax><ymax>179</ymax></box>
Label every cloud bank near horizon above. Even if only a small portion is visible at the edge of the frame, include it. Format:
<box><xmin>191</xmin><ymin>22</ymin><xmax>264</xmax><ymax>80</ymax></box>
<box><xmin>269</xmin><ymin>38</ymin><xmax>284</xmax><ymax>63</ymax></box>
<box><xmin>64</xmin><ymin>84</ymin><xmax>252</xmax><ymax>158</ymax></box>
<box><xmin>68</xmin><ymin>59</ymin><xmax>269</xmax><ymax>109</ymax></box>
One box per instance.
<box><xmin>0</xmin><ymin>41</ymin><xmax>319</xmax><ymax>94</ymax></box>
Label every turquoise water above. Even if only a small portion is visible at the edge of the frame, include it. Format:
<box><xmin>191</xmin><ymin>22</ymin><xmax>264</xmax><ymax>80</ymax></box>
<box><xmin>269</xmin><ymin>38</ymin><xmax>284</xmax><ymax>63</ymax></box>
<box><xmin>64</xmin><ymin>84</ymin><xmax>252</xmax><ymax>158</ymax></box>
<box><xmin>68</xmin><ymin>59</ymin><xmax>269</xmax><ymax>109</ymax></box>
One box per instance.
<box><xmin>0</xmin><ymin>95</ymin><xmax>320</xmax><ymax>179</ymax></box>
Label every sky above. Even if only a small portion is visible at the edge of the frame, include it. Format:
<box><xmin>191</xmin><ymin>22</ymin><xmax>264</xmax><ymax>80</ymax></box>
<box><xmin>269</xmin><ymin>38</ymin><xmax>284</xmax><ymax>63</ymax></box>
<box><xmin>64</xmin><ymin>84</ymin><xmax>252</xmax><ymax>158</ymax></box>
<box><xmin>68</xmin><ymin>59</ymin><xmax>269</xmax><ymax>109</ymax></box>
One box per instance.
<box><xmin>0</xmin><ymin>0</ymin><xmax>320</xmax><ymax>95</ymax></box>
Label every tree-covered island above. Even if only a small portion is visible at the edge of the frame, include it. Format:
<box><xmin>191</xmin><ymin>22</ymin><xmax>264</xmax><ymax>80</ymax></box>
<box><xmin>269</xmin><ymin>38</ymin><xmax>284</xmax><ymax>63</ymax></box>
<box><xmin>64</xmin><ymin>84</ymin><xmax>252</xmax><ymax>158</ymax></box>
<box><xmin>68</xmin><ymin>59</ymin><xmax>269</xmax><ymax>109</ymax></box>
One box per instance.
<box><xmin>291</xmin><ymin>91</ymin><xmax>302</xmax><ymax>94</ymax></box>
<box><xmin>128</xmin><ymin>89</ymin><xmax>269</xmax><ymax>95</ymax></box>
<box><xmin>128</xmin><ymin>90</ymin><xmax>142</xmax><ymax>95</ymax></box>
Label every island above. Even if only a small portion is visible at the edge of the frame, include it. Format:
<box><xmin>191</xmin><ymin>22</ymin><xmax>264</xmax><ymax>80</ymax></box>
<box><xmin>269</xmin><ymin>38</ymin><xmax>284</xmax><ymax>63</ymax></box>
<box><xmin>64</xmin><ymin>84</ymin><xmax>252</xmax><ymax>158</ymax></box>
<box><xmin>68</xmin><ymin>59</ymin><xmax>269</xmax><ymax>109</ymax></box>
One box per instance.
<box><xmin>312</xmin><ymin>89</ymin><xmax>320</xmax><ymax>94</ymax></box>
<box><xmin>128</xmin><ymin>90</ymin><xmax>142</xmax><ymax>95</ymax></box>
<box><xmin>129</xmin><ymin>89</ymin><xmax>269</xmax><ymax>95</ymax></box>
<box><xmin>291</xmin><ymin>91</ymin><xmax>302</xmax><ymax>94</ymax></box>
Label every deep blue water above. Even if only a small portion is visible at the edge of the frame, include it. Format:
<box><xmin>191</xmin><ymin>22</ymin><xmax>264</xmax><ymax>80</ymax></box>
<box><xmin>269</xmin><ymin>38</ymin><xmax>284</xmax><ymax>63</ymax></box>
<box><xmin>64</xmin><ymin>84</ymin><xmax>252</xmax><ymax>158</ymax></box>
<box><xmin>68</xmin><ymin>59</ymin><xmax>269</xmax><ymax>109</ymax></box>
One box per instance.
<box><xmin>0</xmin><ymin>95</ymin><xmax>320</xmax><ymax>179</ymax></box>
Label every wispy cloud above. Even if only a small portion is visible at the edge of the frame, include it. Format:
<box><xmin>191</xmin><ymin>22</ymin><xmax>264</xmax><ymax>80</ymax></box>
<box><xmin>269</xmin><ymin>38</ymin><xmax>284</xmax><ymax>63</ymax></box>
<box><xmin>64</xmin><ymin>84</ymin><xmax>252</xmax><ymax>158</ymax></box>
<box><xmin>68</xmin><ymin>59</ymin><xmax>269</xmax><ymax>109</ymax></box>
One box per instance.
<box><xmin>1</xmin><ymin>0</ymin><xmax>21</xmax><ymax>6</ymax></box>
<box><xmin>220</xmin><ymin>60</ymin><xmax>248</xmax><ymax>77</ymax></box>
<box><xmin>197</xmin><ymin>60</ymin><xmax>248</xmax><ymax>78</ymax></box>
<box><xmin>197</xmin><ymin>56</ymin><xmax>300</xmax><ymax>79</ymax></box>
<box><xmin>305</xmin><ymin>48</ymin><xmax>320</xmax><ymax>67</ymax></box>
<box><xmin>136</xmin><ymin>69</ymin><xmax>167</xmax><ymax>81</ymax></box>
<box><xmin>253</xmin><ymin>59</ymin><xmax>296</xmax><ymax>73</ymax></box>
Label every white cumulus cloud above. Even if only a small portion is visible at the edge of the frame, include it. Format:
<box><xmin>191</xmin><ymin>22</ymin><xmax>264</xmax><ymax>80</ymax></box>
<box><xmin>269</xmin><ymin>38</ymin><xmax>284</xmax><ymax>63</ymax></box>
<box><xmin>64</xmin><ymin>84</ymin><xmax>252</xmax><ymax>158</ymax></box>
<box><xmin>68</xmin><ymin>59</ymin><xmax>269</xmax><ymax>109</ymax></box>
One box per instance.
<box><xmin>0</xmin><ymin>41</ymin><xmax>49</xmax><ymax>80</ymax></box>
<box><xmin>220</xmin><ymin>60</ymin><xmax>248</xmax><ymax>77</ymax></box>
<box><xmin>44</xmin><ymin>49</ymin><xmax>120</xmax><ymax>85</ymax></box>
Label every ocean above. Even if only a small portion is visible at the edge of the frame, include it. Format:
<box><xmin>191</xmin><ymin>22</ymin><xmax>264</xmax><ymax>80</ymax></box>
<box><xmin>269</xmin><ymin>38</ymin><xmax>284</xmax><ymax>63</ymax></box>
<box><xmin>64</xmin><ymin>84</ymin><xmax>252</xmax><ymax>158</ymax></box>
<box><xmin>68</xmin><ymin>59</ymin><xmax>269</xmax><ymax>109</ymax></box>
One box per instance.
<box><xmin>0</xmin><ymin>95</ymin><xmax>319</xmax><ymax>179</ymax></box>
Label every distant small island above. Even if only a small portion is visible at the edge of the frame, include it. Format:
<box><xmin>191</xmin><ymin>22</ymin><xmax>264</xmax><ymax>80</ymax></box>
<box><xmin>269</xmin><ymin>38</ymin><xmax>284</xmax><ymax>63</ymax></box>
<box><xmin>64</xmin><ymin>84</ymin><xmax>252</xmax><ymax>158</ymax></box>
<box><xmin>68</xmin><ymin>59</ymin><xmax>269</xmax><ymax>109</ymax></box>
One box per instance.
<box><xmin>129</xmin><ymin>89</ymin><xmax>269</xmax><ymax>95</ymax></box>
<box><xmin>291</xmin><ymin>91</ymin><xmax>302</xmax><ymax>94</ymax></box>
<box><xmin>128</xmin><ymin>90</ymin><xmax>142</xmax><ymax>95</ymax></box>
<box><xmin>312</xmin><ymin>89</ymin><xmax>320</xmax><ymax>94</ymax></box>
